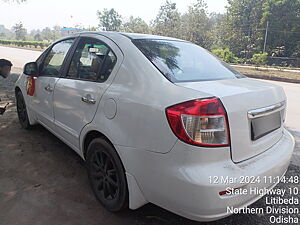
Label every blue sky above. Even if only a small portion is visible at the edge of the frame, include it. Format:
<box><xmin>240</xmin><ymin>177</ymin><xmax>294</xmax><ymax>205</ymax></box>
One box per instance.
<box><xmin>0</xmin><ymin>0</ymin><xmax>228</xmax><ymax>31</ymax></box>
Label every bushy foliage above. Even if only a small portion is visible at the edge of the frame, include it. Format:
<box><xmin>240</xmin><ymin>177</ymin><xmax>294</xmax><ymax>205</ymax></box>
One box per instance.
<box><xmin>180</xmin><ymin>0</ymin><xmax>212</xmax><ymax>49</ymax></box>
<box><xmin>0</xmin><ymin>39</ymin><xmax>51</xmax><ymax>49</ymax></box>
<box><xmin>212</xmin><ymin>48</ymin><xmax>239</xmax><ymax>63</ymax></box>
<box><xmin>97</xmin><ymin>8</ymin><xmax>122</xmax><ymax>31</ymax></box>
<box><xmin>122</xmin><ymin>16</ymin><xmax>151</xmax><ymax>34</ymax></box>
<box><xmin>152</xmin><ymin>0</ymin><xmax>181</xmax><ymax>38</ymax></box>
<box><xmin>251</xmin><ymin>52</ymin><xmax>268</xmax><ymax>66</ymax></box>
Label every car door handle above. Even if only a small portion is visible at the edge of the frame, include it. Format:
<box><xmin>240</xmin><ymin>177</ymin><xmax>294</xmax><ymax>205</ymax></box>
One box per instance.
<box><xmin>81</xmin><ymin>94</ymin><xmax>96</xmax><ymax>104</ymax></box>
<box><xmin>44</xmin><ymin>84</ymin><xmax>53</xmax><ymax>92</ymax></box>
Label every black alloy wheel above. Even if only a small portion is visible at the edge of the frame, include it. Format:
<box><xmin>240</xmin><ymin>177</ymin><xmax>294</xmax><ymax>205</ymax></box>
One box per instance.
<box><xmin>16</xmin><ymin>91</ymin><xmax>32</xmax><ymax>129</ymax></box>
<box><xmin>86</xmin><ymin>138</ymin><xmax>128</xmax><ymax>211</ymax></box>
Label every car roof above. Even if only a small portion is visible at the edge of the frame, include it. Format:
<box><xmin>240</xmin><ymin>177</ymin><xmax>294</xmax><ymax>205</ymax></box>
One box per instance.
<box><xmin>118</xmin><ymin>32</ymin><xmax>184</xmax><ymax>41</ymax></box>
<box><xmin>69</xmin><ymin>31</ymin><xmax>185</xmax><ymax>42</ymax></box>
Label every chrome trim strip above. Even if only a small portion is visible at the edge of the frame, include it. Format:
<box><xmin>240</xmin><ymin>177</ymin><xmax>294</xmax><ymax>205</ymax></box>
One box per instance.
<box><xmin>248</xmin><ymin>101</ymin><xmax>285</xmax><ymax>119</ymax></box>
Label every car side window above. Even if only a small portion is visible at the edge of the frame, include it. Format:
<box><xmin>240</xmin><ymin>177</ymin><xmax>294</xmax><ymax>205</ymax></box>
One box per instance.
<box><xmin>40</xmin><ymin>39</ymin><xmax>74</xmax><ymax>76</ymax></box>
<box><xmin>67</xmin><ymin>38</ymin><xmax>117</xmax><ymax>82</ymax></box>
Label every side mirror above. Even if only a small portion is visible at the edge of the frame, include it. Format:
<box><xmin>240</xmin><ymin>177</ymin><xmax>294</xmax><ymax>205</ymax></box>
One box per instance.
<box><xmin>24</xmin><ymin>62</ymin><xmax>38</xmax><ymax>76</ymax></box>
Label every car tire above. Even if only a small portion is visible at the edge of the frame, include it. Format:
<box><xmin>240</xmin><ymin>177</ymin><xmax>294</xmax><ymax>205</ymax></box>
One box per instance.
<box><xmin>86</xmin><ymin>138</ymin><xmax>128</xmax><ymax>211</ymax></box>
<box><xmin>16</xmin><ymin>91</ymin><xmax>32</xmax><ymax>129</ymax></box>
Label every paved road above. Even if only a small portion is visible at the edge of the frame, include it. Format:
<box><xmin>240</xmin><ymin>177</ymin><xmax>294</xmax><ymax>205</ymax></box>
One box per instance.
<box><xmin>0</xmin><ymin>46</ymin><xmax>42</xmax><ymax>69</ymax></box>
<box><xmin>0</xmin><ymin>46</ymin><xmax>299</xmax><ymax>225</ymax></box>
<box><xmin>264</xmin><ymin>80</ymin><xmax>300</xmax><ymax>166</ymax></box>
<box><xmin>264</xmin><ymin>80</ymin><xmax>300</xmax><ymax>131</ymax></box>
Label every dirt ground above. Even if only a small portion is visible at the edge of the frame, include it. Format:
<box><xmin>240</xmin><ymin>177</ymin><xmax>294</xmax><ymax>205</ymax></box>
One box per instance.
<box><xmin>0</xmin><ymin>72</ymin><xmax>299</xmax><ymax>225</ymax></box>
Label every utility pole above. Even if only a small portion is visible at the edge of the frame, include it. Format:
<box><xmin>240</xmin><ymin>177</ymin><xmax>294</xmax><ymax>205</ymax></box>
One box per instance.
<box><xmin>263</xmin><ymin>21</ymin><xmax>269</xmax><ymax>52</ymax></box>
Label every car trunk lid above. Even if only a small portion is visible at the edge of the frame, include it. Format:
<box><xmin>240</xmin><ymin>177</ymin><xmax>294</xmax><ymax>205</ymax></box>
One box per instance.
<box><xmin>176</xmin><ymin>78</ymin><xmax>286</xmax><ymax>163</ymax></box>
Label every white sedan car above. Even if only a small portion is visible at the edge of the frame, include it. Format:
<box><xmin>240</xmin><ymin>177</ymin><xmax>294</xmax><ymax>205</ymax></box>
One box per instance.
<box><xmin>15</xmin><ymin>32</ymin><xmax>295</xmax><ymax>221</ymax></box>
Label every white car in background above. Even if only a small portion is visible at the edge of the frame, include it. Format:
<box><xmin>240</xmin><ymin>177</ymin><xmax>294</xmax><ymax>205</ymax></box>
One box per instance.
<box><xmin>15</xmin><ymin>32</ymin><xmax>295</xmax><ymax>221</ymax></box>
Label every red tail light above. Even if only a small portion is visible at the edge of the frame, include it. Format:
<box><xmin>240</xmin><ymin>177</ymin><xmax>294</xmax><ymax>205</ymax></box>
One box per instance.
<box><xmin>166</xmin><ymin>97</ymin><xmax>230</xmax><ymax>147</ymax></box>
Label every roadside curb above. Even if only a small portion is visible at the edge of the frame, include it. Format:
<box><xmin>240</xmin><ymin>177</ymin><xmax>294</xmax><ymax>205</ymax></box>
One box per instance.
<box><xmin>246</xmin><ymin>74</ymin><xmax>300</xmax><ymax>84</ymax></box>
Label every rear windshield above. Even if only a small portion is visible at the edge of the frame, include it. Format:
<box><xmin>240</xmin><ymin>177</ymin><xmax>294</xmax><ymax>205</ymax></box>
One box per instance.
<box><xmin>133</xmin><ymin>39</ymin><xmax>245</xmax><ymax>82</ymax></box>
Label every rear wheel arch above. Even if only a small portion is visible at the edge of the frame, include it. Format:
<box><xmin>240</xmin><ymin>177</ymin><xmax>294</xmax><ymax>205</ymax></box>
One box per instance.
<box><xmin>83</xmin><ymin>130</ymin><xmax>115</xmax><ymax>160</ymax></box>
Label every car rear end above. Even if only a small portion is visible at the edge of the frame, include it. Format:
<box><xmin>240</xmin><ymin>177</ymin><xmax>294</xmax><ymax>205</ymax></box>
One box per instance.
<box><xmin>129</xmin><ymin>37</ymin><xmax>295</xmax><ymax>221</ymax></box>
<box><xmin>161</xmin><ymin>79</ymin><xmax>294</xmax><ymax>221</ymax></box>
<box><xmin>176</xmin><ymin>78</ymin><xmax>288</xmax><ymax>163</ymax></box>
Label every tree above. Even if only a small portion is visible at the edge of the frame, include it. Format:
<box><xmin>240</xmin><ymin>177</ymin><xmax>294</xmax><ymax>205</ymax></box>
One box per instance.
<box><xmin>12</xmin><ymin>22</ymin><xmax>27</xmax><ymax>40</ymax></box>
<box><xmin>52</xmin><ymin>25</ymin><xmax>62</xmax><ymax>40</ymax></box>
<box><xmin>97</xmin><ymin>8</ymin><xmax>122</xmax><ymax>31</ymax></box>
<box><xmin>180</xmin><ymin>0</ymin><xmax>211</xmax><ymax>48</ymax></box>
<box><xmin>207</xmin><ymin>13</ymin><xmax>227</xmax><ymax>49</ymax></box>
<box><xmin>152</xmin><ymin>1</ymin><xmax>181</xmax><ymax>38</ymax></box>
<box><xmin>41</xmin><ymin>27</ymin><xmax>52</xmax><ymax>41</ymax></box>
<box><xmin>261</xmin><ymin>0</ymin><xmax>300</xmax><ymax>57</ymax></box>
<box><xmin>221</xmin><ymin>0</ymin><xmax>265</xmax><ymax>58</ymax></box>
<box><xmin>40</xmin><ymin>27</ymin><xmax>60</xmax><ymax>41</ymax></box>
<box><xmin>221</xmin><ymin>0</ymin><xmax>300</xmax><ymax>58</ymax></box>
<box><xmin>0</xmin><ymin>24</ymin><xmax>14</xmax><ymax>39</ymax></box>
<box><xmin>34</xmin><ymin>33</ymin><xmax>42</xmax><ymax>41</ymax></box>
<box><xmin>122</xmin><ymin>16</ymin><xmax>151</xmax><ymax>34</ymax></box>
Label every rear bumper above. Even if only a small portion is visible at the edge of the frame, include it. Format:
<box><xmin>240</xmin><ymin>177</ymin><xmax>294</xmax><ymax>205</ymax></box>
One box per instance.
<box><xmin>163</xmin><ymin>128</ymin><xmax>295</xmax><ymax>221</ymax></box>
<box><xmin>118</xmin><ymin>128</ymin><xmax>295</xmax><ymax>222</ymax></box>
